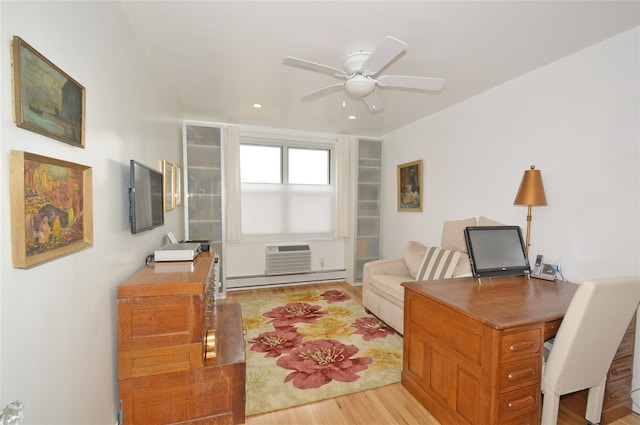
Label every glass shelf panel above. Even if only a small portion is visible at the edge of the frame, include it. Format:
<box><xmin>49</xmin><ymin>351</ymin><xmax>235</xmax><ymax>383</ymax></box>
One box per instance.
<box><xmin>186</xmin><ymin>125</ymin><xmax>221</xmax><ymax>147</ymax></box>
<box><xmin>188</xmin><ymin>220</ymin><xmax>222</xmax><ymax>242</ymax></box>
<box><xmin>186</xmin><ymin>168</ymin><xmax>222</xmax><ymax>196</ymax></box>
<box><xmin>186</xmin><ymin>145</ymin><xmax>221</xmax><ymax>168</ymax></box>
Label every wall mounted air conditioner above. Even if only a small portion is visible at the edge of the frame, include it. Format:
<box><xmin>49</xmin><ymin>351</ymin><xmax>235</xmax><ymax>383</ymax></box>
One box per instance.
<box><xmin>265</xmin><ymin>245</ymin><xmax>311</xmax><ymax>276</ymax></box>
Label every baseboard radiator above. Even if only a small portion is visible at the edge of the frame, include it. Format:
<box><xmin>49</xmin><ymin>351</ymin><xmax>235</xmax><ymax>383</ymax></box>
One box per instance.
<box><xmin>226</xmin><ymin>270</ymin><xmax>346</xmax><ymax>290</ymax></box>
<box><xmin>265</xmin><ymin>245</ymin><xmax>311</xmax><ymax>276</ymax></box>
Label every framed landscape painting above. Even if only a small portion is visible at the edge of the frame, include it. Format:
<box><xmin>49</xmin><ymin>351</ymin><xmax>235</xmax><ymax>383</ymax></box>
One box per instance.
<box><xmin>11</xmin><ymin>36</ymin><xmax>86</xmax><ymax>147</ymax></box>
<box><xmin>397</xmin><ymin>160</ymin><xmax>423</xmax><ymax>212</ymax></box>
<box><xmin>10</xmin><ymin>151</ymin><xmax>93</xmax><ymax>268</ymax></box>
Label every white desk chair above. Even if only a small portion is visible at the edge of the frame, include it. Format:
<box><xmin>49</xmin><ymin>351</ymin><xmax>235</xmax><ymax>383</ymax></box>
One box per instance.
<box><xmin>541</xmin><ymin>275</ymin><xmax>640</xmax><ymax>425</ymax></box>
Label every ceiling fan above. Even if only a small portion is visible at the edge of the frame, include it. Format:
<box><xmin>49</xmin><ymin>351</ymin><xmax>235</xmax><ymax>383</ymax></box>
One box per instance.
<box><xmin>283</xmin><ymin>36</ymin><xmax>446</xmax><ymax>113</ymax></box>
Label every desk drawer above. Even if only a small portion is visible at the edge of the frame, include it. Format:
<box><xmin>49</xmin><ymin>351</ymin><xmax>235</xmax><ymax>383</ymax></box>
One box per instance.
<box><xmin>499</xmin><ymin>357</ymin><xmax>540</xmax><ymax>393</ymax></box>
<box><xmin>501</xmin><ymin>329</ymin><xmax>541</xmax><ymax>362</ymax></box>
<box><xmin>608</xmin><ymin>355</ymin><xmax>633</xmax><ymax>381</ymax></box>
<box><xmin>498</xmin><ymin>385</ymin><xmax>540</xmax><ymax>422</ymax></box>
<box><xmin>614</xmin><ymin>328</ymin><xmax>635</xmax><ymax>359</ymax></box>
<box><xmin>500</xmin><ymin>412</ymin><xmax>538</xmax><ymax>425</ymax></box>
<box><xmin>543</xmin><ymin>319</ymin><xmax>562</xmax><ymax>340</ymax></box>
<box><xmin>604</xmin><ymin>374</ymin><xmax>632</xmax><ymax>408</ymax></box>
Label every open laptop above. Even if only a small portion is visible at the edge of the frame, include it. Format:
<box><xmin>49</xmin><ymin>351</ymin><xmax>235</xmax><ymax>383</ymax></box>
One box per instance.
<box><xmin>464</xmin><ymin>225</ymin><xmax>531</xmax><ymax>279</ymax></box>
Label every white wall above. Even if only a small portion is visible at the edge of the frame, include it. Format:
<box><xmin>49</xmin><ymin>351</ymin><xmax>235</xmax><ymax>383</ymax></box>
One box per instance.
<box><xmin>0</xmin><ymin>2</ymin><xmax>184</xmax><ymax>424</ymax></box>
<box><xmin>382</xmin><ymin>27</ymin><xmax>640</xmax><ymax>408</ymax></box>
<box><xmin>1</xmin><ymin>3</ymin><xmax>637</xmax><ymax>422</ymax></box>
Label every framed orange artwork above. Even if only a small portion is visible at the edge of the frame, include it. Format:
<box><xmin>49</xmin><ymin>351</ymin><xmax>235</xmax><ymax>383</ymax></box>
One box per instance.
<box><xmin>10</xmin><ymin>151</ymin><xmax>93</xmax><ymax>268</ymax></box>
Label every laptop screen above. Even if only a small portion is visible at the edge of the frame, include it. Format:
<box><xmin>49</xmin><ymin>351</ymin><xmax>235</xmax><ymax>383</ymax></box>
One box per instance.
<box><xmin>464</xmin><ymin>226</ymin><xmax>530</xmax><ymax>278</ymax></box>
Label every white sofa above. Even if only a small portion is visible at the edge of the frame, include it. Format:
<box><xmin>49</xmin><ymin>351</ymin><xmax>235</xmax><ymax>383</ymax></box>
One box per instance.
<box><xmin>362</xmin><ymin>216</ymin><xmax>503</xmax><ymax>334</ymax></box>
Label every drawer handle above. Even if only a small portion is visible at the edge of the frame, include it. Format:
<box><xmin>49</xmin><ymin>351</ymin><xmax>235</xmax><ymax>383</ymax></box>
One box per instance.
<box><xmin>507</xmin><ymin>395</ymin><xmax>535</xmax><ymax>410</ymax></box>
<box><xmin>508</xmin><ymin>368</ymin><xmax>535</xmax><ymax>381</ymax></box>
<box><xmin>509</xmin><ymin>341</ymin><xmax>535</xmax><ymax>352</ymax></box>
<box><xmin>609</xmin><ymin>389</ymin><xmax>629</xmax><ymax>400</ymax></box>
<box><xmin>610</xmin><ymin>366</ymin><xmax>631</xmax><ymax>376</ymax></box>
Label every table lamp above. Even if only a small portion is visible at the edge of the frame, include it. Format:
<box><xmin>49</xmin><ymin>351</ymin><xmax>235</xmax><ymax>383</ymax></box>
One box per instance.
<box><xmin>514</xmin><ymin>165</ymin><xmax>547</xmax><ymax>254</ymax></box>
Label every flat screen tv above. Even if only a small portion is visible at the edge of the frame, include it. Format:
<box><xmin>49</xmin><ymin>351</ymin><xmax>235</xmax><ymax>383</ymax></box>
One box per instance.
<box><xmin>464</xmin><ymin>226</ymin><xmax>530</xmax><ymax>279</ymax></box>
<box><xmin>129</xmin><ymin>160</ymin><xmax>164</xmax><ymax>234</ymax></box>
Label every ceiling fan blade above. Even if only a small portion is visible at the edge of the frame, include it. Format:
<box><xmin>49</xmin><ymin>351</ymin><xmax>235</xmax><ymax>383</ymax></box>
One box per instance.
<box><xmin>363</xmin><ymin>91</ymin><xmax>384</xmax><ymax>113</ymax></box>
<box><xmin>300</xmin><ymin>83</ymin><xmax>344</xmax><ymax>101</ymax></box>
<box><xmin>362</xmin><ymin>36</ymin><xmax>407</xmax><ymax>75</ymax></box>
<box><xmin>283</xmin><ymin>57</ymin><xmax>347</xmax><ymax>78</ymax></box>
<box><xmin>377</xmin><ymin>75</ymin><xmax>446</xmax><ymax>91</ymax></box>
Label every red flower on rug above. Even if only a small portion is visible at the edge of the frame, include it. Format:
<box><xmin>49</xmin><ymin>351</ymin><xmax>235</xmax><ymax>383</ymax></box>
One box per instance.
<box><xmin>264</xmin><ymin>302</ymin><xmax>328</xmax><ymax>328</ymax></box>
<box><xmin>320</xmin><ymin>289</ymin><xmax>351</xmax><ymax>303</ymax></box>
<box><xmin>276</xmin><ymin>339</ymin><xmax>372</xmax><ymax>389</ymax></box>
<box><xmin>249</xmin><ymin>329</ymin><xmax>305</xmax><ymax>358</ymax></box>
<box><xmin>351</xmin><ymin>317</ymin><xmax>396</xmax><ymax>341</ymax></box>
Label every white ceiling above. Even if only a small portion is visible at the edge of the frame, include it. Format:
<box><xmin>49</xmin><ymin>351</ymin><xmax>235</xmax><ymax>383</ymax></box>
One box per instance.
<box><xmin>119</xmin><ymin>1</ymin><xmax>639</xmax><ymax>137</ymax></box>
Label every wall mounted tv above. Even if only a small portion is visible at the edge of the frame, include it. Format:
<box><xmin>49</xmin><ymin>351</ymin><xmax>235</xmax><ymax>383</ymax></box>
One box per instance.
<box><xmin>129</xmin><ymin>160</ymin><xmax>164</xmax><ymax>234</ymax></box>
<box><xmin>464</xmin><ymin>226</ymin><xmax>531</xmax><ymax>279</ymax></box>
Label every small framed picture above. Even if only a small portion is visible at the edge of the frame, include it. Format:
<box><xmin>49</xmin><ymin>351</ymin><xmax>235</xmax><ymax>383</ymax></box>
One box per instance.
<box><xmin>10</xmin><ymin>151</ymin><xmax>93</xmax><ymax>268</ymax></box>
<box><xmin>11</xmin><ymin>36</ymin><xmax>86</xmax><ymax>147</ymax></box>
<box><xmin>163</xmin><ymin>160</ymin><xmax>175</xmax><ymax>212</ymax></box>
<box><xmin>397</xmin><ymin>160</ymin><xmax>423</xmax><ymax>212</ymax></box>
<box><xmin>174</xmin><ymin>164</ymin><xmax>182</xmax><ymax>206</ymax></box>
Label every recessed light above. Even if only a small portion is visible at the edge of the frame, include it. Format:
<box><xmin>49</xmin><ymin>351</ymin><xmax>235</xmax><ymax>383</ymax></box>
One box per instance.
<box><xmin>348</xmin><ymin>115</ymin><xmax>356</xmax><ymax>120</ymax></box>
<box><xmin>253</xmin><ymin>103</ymin><xmax>263</xmax><ymax>109</ymax></box>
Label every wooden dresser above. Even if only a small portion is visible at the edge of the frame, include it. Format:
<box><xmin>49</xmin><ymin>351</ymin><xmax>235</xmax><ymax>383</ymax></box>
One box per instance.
<box><xmin>117</xmin><ymin>253</ymin><xmax>245</xmax><ymax>425</ymax></box>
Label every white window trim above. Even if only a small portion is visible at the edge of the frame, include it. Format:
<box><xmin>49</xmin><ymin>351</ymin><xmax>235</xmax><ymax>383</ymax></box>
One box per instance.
<box><xmin>237</xmin><ymin>126</ymin><xmax>339</xmax><ymax>241</ymax></box>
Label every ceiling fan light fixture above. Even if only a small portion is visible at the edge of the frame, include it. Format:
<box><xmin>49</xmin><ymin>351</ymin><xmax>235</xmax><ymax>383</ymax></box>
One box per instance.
<box><xmin>284</xmin><ymin>36</ymin><xmax>446</xmax><ymax>112</ymax></box>
<box><xmin>344</xmin><ymin>74</ymin><xmax>375</xmax><ymax>97</ymax></box>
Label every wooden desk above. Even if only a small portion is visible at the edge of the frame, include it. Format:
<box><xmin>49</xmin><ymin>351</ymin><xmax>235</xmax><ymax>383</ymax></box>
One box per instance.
<box><xmin>401</xmin><ymin>276</ymin><xmax>577</xmax><ymax>425</ymax></box>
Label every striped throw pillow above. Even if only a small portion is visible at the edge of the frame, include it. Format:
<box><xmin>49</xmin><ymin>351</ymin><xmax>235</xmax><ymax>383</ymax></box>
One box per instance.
<box><xmin>415</xmin><ymin>247</ymin><xmax>461</xmax><ymax>281</ymax></box>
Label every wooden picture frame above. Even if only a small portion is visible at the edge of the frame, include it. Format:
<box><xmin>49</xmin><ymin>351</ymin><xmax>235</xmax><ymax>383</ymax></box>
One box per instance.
<box><xmin>11</xmin><ymin>36</ymin><xmax>86</xmax><ymax>148</ymax></box>
<box><xmin>397</xmin><ymin>160</ymin><xmax>423</xmax><ymax>212</ymax></box>
<box><xmin>163</xmin><ymin>160</ymin><xmax>175</xmax><ymax>211</ymax></box>
<box><xmin>10</xmin><ymin>151</ymin><xmax>93</xmax><ymax>268</ymax></box>
<box><xmin>174</xmin><ymin>164</ymin><xmax>182</xmax><ymax>206</ymax></box>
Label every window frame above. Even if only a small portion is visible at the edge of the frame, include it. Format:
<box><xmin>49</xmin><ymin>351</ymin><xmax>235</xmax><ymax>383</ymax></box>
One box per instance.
<box><xmin>238</xmin><ymin>136</ymin><xmax>336</xmax><ymax>240</ymax></box>
<box><xmin>240</xmin><ymin>141</ymin><xmax>332</xmax><ymax>186</ymax></box>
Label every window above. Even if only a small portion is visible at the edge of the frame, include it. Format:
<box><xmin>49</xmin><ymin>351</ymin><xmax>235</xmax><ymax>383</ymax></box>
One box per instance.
<box><xmin>288</xmin><ymin>148</ymin><xmax>329</xmax><ymax>185</ymax></box>
<box><xmin>240</xmin><ymin>145</ymin><xmax>281</xmax><ymax>183</ymax></box>
<box><xmin>240</xmin><ymin>141</ymin><xmax>334</xmax><ymax>237</ymax></box>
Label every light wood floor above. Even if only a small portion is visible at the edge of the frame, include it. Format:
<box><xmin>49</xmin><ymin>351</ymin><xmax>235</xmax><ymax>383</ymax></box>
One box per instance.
<box><xmin>226</xmin><ymin>282</ymin><xmax>640</xmax><ymax>425</ymax></box>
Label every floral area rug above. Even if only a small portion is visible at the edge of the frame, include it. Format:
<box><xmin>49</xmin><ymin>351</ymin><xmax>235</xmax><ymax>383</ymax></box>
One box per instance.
<box><xmin>239</xmin><ymin>285</ymin><xmax>404</xmax><ymax>416</ymax></box>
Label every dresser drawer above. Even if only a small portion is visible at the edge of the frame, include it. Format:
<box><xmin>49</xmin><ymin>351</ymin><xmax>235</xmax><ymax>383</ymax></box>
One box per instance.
<box><xmin>119</xmin><ymin>343</ymin><xmax>203</xmax><ymax>379</ymax></box>
<box><xmin>499</xmin><ymin>357</ymin><xmax>540</xmax><ymax>393</ymax></box>
<box><xmin>501</xmin><ymin>329</ymin><xmax>541</xmax><ymax>362</ymax></box>
<box><xmin>118</xmin><ymin>294</ymin><xmax>204</xmax><ymax>351</ymax></box>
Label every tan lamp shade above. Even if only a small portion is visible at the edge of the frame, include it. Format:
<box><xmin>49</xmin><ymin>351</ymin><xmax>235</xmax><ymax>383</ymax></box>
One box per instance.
<box><xmin>514</xmin><ymin>165</ymin><xmax>547</xmax><ymax>206</ymax></box>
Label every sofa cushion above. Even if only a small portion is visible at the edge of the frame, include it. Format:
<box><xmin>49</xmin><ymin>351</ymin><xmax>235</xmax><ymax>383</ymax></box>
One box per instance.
<box><xmin>415</xmin><ymin>247</ymin><xmax>462</xmax><ymax>281</ymax></box>
<box><xmin>454</xmin><ymin>253</ymin><xmax>472</xmax><ymax>277</ymax></box>
<box><xmin>478</xmin><ymin>216</ymin><xmax>505</xmax><ymax>226</ymax></box>
<box><xmin>441</xmin><ymin>217</ymin><xmax>476</xmax><ymax>253</ymax></box>
<box><xmin>403</xmin><ymin>241</ymin><xmax>428</xmax><ymax>279</ymax></box>
<box><xmin>368</xmin><ymin>274</ymin><xmax>409</xmax><ymax>305</ymax></box>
